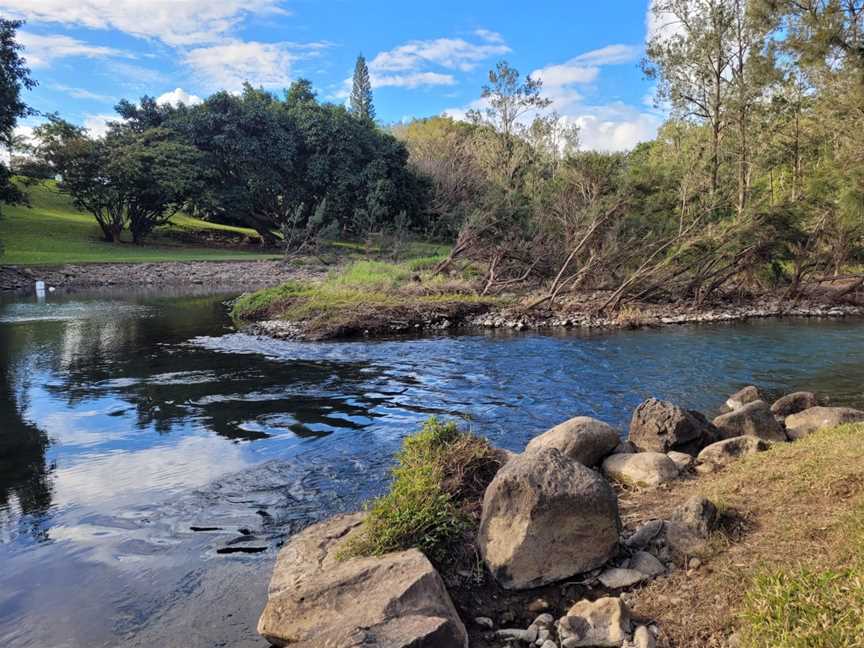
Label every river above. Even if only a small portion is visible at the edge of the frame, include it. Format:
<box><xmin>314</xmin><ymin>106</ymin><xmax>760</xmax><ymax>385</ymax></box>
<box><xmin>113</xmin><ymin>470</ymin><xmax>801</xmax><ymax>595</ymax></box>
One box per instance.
<box><xmin>1</xmin><ymin>287</ymin><xmax>863</xmax><ymax>647</ymax></box>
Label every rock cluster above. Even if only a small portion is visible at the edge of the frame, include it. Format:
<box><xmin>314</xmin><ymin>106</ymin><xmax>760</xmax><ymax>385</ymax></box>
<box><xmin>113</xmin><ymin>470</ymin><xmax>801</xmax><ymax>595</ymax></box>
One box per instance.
<box><xmin>256</xmin><ymin>386</ymin><xmax>864</xmax><ymax>648</ymax></box>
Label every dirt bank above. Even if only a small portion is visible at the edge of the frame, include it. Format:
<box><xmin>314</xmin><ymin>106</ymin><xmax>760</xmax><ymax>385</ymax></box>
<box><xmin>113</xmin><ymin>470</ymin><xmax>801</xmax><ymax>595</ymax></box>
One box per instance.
<box><xmin>0</xmin><ymin>259</ymin><xmax>327</xmax><ymax>292</ymax></box>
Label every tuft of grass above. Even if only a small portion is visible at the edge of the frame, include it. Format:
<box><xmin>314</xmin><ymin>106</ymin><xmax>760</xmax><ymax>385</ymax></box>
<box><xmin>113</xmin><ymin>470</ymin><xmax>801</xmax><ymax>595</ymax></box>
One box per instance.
<box><xmin>339</xmin><ymin>417</ymin><xmax>502</xmax><ymax>563</ymax></box>
<box><xmin>328</xmin><ymin>260</ymin><xmax>412</xmax><ymax>289</ymax></box>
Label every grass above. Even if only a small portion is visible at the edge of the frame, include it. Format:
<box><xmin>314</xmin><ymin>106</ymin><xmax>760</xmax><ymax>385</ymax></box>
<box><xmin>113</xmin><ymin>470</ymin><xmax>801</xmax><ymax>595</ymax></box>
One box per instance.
<box><xmin>626</xmin><ymin>423</ymin><xmax>864</xmax><ymax>647</ymax></box>
<box><xmin>0</xmin><ymin>180</ymin><xmax>279</xmax><ymax>265</ymax></box>
<box><xmin>230</xmin><ymin>257</ymin><xmax>502</xmax><ymax>338</ymax></box>
<box><xmin>339</xmin><ymin>417</ymin><xmax>502</xmax><ymax>563</ymax></box>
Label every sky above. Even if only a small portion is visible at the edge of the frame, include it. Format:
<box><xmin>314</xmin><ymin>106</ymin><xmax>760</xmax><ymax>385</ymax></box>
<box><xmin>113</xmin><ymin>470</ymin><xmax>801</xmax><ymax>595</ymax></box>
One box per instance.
<box><xmin>5</xmin><ymin>1</ymin><xmax>665</xmax><ymax>152</ymax></box>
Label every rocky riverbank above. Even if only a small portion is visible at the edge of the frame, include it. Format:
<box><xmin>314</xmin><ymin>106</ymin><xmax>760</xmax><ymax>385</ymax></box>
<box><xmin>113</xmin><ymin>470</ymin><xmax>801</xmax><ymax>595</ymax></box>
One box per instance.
<box><xmin>256</xmin><ymin>386</ymin><xmax>864</xmax><ymax>647</ymax></box>
<box><xmin>0</xmin><ymin>259</ymin><xmax>326</xmax><ymax>292</ymax></box>
<box><xmin>247</xmin><ymin>296</ymin><xmax>864</xmax><ymax>341</ymax></box>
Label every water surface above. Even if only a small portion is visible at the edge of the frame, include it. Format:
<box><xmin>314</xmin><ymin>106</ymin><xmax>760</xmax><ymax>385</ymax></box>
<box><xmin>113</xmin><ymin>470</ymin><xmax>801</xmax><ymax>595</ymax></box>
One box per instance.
<box><xmin>2</xmin><ymin>288</ymin><xmax>863</xmax><ymax>647</ymax></box>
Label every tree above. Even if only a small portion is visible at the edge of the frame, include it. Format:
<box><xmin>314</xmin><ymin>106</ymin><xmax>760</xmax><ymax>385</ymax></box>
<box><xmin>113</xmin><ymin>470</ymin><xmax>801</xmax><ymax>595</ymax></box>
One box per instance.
<box><xmin>0</xmin><ymin>18</ymin><xmax>36</xmax><ymax>254</ymax></box>
<box><xmin>350</xmin><ymin>54</ymin><xmax>375</xmax><ymax>122</ymax></box>
<box><xmin>34</xmin><ymin>116</ymin><xmax>201</xmax><ymax>243</ymax></box>
<box><xmin>645</xmin><ymin>0</ymin><xmax>737</xmax><ymax>199</ymax></box>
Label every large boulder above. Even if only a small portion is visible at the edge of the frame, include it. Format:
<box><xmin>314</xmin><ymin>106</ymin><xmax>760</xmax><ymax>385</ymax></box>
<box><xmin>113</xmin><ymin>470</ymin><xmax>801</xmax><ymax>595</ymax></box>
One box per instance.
<box><xmin>771</xmin><ymin>391</ymin><xmax>818</xmax><ymax>418</ymax></box>
<box><xmin>602</xmin><ymin>452</ymin><xmax>679</xmax><ymax>487</ymax></box>
<box><xmin>712</xmin><ymin>400</ymin><xmax>787</xmax><ymax>442</ymax></box>
<box><xmin>525</xmin><ymin>416</ymin><xmax>621</xmax><ymax>467</ymax></box>
<box><xmin>479</xmin><ymin>448</ymin><xmax>620</xmax><ymax>590</ymax></box>
<box><xmin>784</xmin><ymin>406</ymin><xmax>864</xmax><ymax>440</ymax></box>
<box><xmin>696</xmin><ymin>436</ymin><xmax>769</xmax><ymax>473</ymax></box>
<box><xmin>557</xmin><ymin>597</ymin><xmax>630</xmax><ymax>647</ymax></box>
<box><xmin>258</xmin><ymin>513</ymin><xmax>468</xmax><ymax>647</ymax></box>
<box><xmin>725</xmin><ymin>385</ymin><xmax>763</xmax><ymax>410</ymax></box>
<box><xmin>628</xmin><ymin>398</ymin><xmax>719</xmax><ymax>456</ymax></box>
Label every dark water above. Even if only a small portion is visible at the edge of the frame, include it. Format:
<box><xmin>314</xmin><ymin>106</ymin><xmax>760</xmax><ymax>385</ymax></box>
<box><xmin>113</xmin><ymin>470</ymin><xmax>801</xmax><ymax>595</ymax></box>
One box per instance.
<box><xmin>2</xmin><ymin>288</ymin><xmax>864</xmax><ymax>647</ymax></box>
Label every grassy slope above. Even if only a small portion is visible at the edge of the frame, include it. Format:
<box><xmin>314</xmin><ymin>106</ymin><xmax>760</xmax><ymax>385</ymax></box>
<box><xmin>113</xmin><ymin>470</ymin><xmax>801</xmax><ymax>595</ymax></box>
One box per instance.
<box><xmin>0</xmin><ymin>180</ymin><xmax>279</xmax><ymax>265</ymax></box>
<box><xmin>627</xmin><ymin>423</ymin><xmax>864</xmax><ymax>647</ymax></box>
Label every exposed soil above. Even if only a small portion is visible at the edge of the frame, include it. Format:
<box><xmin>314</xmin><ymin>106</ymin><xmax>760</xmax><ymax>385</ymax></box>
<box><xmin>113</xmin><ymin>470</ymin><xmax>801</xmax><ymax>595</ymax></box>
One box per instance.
<box><xmin>0</xmin><ymin>259</ymin><xmax>327</xmax><ymax>292</ymax></box>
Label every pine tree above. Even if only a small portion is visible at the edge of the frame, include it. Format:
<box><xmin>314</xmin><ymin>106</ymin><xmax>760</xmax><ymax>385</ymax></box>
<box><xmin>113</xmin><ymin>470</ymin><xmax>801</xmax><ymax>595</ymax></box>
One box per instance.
<box><xmin>349</xmin><ymin>54</ymin><xmax>375</xmax><ymax>122</ymax></box>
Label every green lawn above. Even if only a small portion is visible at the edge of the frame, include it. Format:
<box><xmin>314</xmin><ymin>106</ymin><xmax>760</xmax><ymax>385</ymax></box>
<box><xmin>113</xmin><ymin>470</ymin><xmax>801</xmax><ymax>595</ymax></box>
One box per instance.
<box><xmin>0</xmin><ymin>180</ymin><xmax>279</xmax><ymax>265</ymax></box>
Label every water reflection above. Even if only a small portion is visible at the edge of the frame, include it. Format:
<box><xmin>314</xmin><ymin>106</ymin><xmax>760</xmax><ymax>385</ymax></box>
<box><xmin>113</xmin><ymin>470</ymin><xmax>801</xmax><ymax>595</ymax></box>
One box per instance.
<box><xmin>2</xmin><ymin>288</ymin><xmax>864</xmax><ymax>647</ymax></box>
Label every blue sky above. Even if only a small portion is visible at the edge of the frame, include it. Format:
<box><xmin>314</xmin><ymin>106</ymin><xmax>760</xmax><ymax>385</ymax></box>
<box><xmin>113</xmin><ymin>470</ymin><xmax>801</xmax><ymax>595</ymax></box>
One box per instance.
<box><xmin>6</xmin><ymin>1</ymin><xmax>664</xmax><ymax>151</ymax></box>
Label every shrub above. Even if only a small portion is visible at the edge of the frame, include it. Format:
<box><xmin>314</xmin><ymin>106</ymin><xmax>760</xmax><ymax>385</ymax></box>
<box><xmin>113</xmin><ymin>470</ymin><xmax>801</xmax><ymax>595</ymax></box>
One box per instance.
<box><xmin>340</xmin><ymin>417</ymin><xmax>502</xmax><ymax>563</ymax></box>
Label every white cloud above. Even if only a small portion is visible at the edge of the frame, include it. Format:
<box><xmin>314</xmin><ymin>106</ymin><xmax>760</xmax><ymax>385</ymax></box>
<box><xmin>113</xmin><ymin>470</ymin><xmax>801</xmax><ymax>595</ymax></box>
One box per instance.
<box><xmin>0</xmin><ymin>0</ymin><xmax>287</xmax><ymax>47</ymax></box>
<box><xmin>372</xmin><ymin>72</ymin><xmax>456</xmax><ymax>89</ymax></box>
<box><xmin>370</xmin><ymin>34</ymin><xmax>510</xmax><ymax>73</ymax></box>
<box><xmin>184</xmin><ymin>40</ymin><xmax>329</xmax><ymax>91</ymax></box>
<box><xmin>571</xmin><ymin>44</ymin><xmax>642</xmax><ymax>66</ymax></box>
<box><xmin>533</xmin><ymin>63</ymin><xmax>599</xmax><ymax>88</ymax></box>
<box><xmin>18</xmin><ymin>32</ymin><xmax>131</xmax><ymax>68</ymax></box>
<box><xmin>156</xmin><ymin>87</ymin><xmax>202</xmax><ymax>106</ymax></box>
<box><xmin>645</xmin><ymin>0</ymin><xmax>685</xmax><ymax>43</ymax></box>
<box><xmin>83</xmin><ymin>113</ymin><xmax>117</xmax><ymax>138</ymax></box>
<box><xmin>474</xmin><ymin>28</ymin><xmax>505</xmax><ymax>43</ymax></box>
<box><xmin>570</xmin><ymin>104</ymin><xmax>663</xmax><ymax>152</ymax></box>
<box><xmin>50</xmin><ymin>84</ymin><xmax>115</xmax><ymax>102</ymax></box>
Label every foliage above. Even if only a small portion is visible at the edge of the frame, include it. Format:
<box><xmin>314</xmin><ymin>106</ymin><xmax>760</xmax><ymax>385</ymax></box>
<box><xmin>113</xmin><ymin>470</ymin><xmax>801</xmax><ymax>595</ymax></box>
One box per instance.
<box><xmin>0</xmin><ymin>18</ymin><xmax>36</xmax><ymax>254</ymax></box>
<box><xmin>34</xmin><ymin>116</ymin><xmax>201</xmax><ymax>243</ymax></box>
<box><xmin>339</xmin><ymin>417</ymin><xmax>501</xmax><ymax>563</ymax></box>
<box><xmin>349</xmin><ymin>54</ymin><xmax>375</xmax><ymax>122</ymax></box>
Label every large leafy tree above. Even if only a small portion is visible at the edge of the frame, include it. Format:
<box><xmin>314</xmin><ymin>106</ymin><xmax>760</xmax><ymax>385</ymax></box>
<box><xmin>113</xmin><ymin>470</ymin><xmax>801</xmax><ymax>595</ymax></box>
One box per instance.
<box><xmin>169</xmin><ymin>85</ymin><xmax>301</xmax><ymax>246</ymax></box>
<box><xmin>34</xmin><ymin>116</ymin><xmax>201</xmax><ymax>243</ymax></box>
<box><xmin>0</xmin><ymin>18</ymin><xmax>36</xmax><ymax>253</ymax></box>
<box><xmin>349</xmin><ymin>54</ymin><xmax>375</xmax><ymax>122</ymax></box>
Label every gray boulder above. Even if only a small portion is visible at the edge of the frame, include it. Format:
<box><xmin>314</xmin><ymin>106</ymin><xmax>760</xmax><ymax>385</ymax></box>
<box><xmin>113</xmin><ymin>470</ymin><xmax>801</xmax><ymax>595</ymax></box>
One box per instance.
<box><xmin>726</xmin><ymin>385</ymin><xmax>763</xmax><ymax>410</ymax></box>
<box><xmin>696</xmin><ymin>436</ymin><xmax>770</xmax><ymax>473</ymax></box>
<box><xmin>525</xmin><ymin>416</ymin><xmax>621</xmax><ymax>467</ymax></box>
<box><xmin>602</xmin><ymin>452</ymin><xmax>679</xmax><ymax>487</ymax></box>
<box><xmin>258</xmin><ymin>513</ymin><xmax>468</xmax><ymax>647</ymax></box>
<box><xmin>557</xmin><ymin>597</ymin><xmax>630</xmax><ymax>647</ymax></box>
<box><xmin>671</xmin><ymin>496</ymin><xmax>718</xmax><ymax>538</ymax></box>
<box><xmin>784</xmin><ymin>406</ymin><xmax>864</xmax><ymax>440</ymax></box>
<box><xmin>629</xmin><ymin>398</ymin><xmax>719</xmax><ymax>455</ymax></box>
<box><xmin>712</xmin><ymin>400</ymin><xmax>787</xmax><ymax>442</ymax></box>
<box><xmin>771</xmin><ymin>391</ymin><xmax>818</xmax><ymax>418</ymax></box>
<box><xmin>479</xmin><ymin>448</ymin><xmax>620</xmax><ymax>590</ymax></box>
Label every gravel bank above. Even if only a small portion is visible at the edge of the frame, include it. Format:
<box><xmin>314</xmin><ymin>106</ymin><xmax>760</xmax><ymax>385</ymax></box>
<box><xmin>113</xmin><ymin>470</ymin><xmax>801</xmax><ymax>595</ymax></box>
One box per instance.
<box><xmin>0</xmin><ymin>260</ymin><xmax>326</xmax><ymax>292</ymax></box>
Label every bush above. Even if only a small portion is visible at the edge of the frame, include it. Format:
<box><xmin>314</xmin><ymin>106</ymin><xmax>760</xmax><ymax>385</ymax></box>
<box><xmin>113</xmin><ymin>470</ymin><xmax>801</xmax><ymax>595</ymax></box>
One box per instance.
<box><xmin>340</xmin><ymin>417</ymin><xmax>502</xmax><ymax>563</ymax></box>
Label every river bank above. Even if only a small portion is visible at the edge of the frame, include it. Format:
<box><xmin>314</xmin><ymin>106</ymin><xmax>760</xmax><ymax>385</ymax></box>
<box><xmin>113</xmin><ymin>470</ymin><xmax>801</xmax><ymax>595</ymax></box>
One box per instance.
<box><xmin>246</xmin><ymin>294</ymin><xmax>864</xmax><ymax>341</ymax></box>
<box><xmin>256</xmin><ymin>388</ymin><xmax>864</xmax><ymax>648</ymax></box>
<box><xmin>0</xmin><ymin>259</ymin><xmax>326</xmax><ymax>292</ymax></box>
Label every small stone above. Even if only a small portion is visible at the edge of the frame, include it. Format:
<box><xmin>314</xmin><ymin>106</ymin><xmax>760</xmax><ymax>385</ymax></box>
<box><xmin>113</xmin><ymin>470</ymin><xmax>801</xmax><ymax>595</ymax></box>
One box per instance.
<box><xmin>537</xmin><ymin>627</ymin><xmax>551</xmax><ymax>643</ymax></box>
<box><xmin>602</xmin><ymin>452</ymin><xmax>680</xmax><ymax>487</ymax></box>
<box><xmin>528</xmin><ymin>598</ymin><xmax>551</xmax><ymax>613</ymax></box>
<box><xmin>629</xmin><ymin>550</ymin><xmax>666</xmax><ymax>578</ymax></box>
<box><xmin>497</xmin><ymin>628</ymin><xmax>531</xmax><ymax>641</ymax></box>
<box><xmin>671</xmin><ymin>496</ymin><xmax>719</xmax><ymax>538</ymax></box>
<box><xmin>533</xmin><ymin>613</ymin><xmax>555</xmax><ymax>627</ymax></box>
<box><xmin>625</xmin><ymin>520</ymin><xmax>664</xmax><ymax>548</ymax></box>
<box><xmin>725</xmin><ymin>385</ymin><xmax>762</xmax><ymax>410</ymax></box>
<box><xmin>598</xmin><ymin>567</ymin><xmax>649</xmax><ymax>589</ymax></box>
<box><xmin>540</xmin><ymin>641</ymin><xmax>558</xmax><ymax>648</ymax></box>
<box><xmin>558</xmin><ymin>597</ymin><xmax>630</xmax><ymax>647</ymax></box>
<box><xmin>632</xmin><ymin>625</ymin><xmax>657</xmax><ymax>648</ymax></box>
<box><xmin>689</xmin><ymin>557</ymin><xmax>702</xmax><ymax>569</ymax></box>
<box><xmin>474</xmin><ymin>616</ymin><xmax>494</xmax><ymax>629</ymax></box>
<box><xmin>666</xmin><ymin>451</ymin><xmax>694</xmax><ymax>472</ymax></box>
